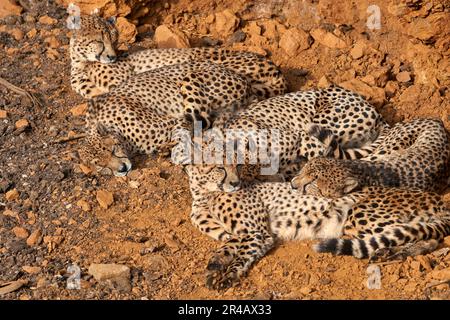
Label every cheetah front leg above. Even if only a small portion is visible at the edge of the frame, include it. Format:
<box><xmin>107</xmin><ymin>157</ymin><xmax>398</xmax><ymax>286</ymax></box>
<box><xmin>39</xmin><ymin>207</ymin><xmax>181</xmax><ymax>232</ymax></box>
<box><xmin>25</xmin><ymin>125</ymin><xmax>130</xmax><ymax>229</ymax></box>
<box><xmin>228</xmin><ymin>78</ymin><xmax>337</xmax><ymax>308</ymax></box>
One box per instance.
<box><xmin>71</xmin><ymin>73</ymin><xmax>109</xmax><ymax>99</ymax></box>
<box><xmin>190</xmin><ymin>207</ymin><xmax>233</xmax><ymax>242</ymax></box>
<box><xmin>206</xmin><ymin>231</ymin><xmax>275</xmax><ymax>290</ymax></box>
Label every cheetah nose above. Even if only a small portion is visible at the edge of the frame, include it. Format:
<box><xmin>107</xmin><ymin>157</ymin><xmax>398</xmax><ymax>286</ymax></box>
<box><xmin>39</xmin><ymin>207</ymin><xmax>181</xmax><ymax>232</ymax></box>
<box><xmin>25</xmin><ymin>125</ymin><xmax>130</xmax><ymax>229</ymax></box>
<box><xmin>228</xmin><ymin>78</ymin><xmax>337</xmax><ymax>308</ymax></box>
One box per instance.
<box><xmin>107</xmin><ymin>54</ymin><xmax>117</xmax><ymax>63</ymax></box>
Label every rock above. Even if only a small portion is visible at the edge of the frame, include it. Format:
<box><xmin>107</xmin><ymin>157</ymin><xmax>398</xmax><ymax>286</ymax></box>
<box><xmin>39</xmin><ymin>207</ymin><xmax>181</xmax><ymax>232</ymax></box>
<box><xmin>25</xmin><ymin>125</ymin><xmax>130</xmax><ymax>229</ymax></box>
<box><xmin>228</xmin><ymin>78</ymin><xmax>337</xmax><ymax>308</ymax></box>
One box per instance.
<box><xmin>36</xmin><ymin>277</ymin><xmax>49</xmax><ymax>288</ymax></box>
<box><xmin>340</xmin><ymin>79</ymin><xmax>386</xmax><ymax>107</ymax></box>
<box><xmin>428</xmin><ymin>268</ymin><xmax>450</xmax><ymax>281</ymax></box>
<box><xmin>15</xmin><ymin>118</ymin><xmax>29</xmax><ymax>130</ymax></box>
<box><xmin>128</xmin><ymin>180</ymin><xmax>140</xmax><ymax>189</ymax></box>
<box><xmin>79</xmin><ymin>164</ymin><xmax>93</xmax><ymax>175</ymax></box>
<box><xmin>88</xmin><ymin>263</ymin><xmax>130</xmax><ymax>281</ymax></box>
<box><xmin>44</xmin><ymin>36</ymin><xmax>59</xmax><ymax>48</ymax></box>
<box><xmin>12</xmin><ymin>227</ymin><xmax>29</xmax><ymax>239</ymax></box>
<box><xmin>164</xmin><ymin>234</ymin><xmax>182</xmax><ymax>253</ymax></box>
<box><xmin>5</xmin><ymin>188</ymin><xmax>19</xmax><ymax>201</ymax></box>
<box><xmin>361</xmin><ymin>74</ymin><xmax>376</xmax><ymax>87</ymax></box>
<box><xmin>23</xmin><ymin>14</ymin><xmax>35</xmax><ymax>23</ymax></box>
<box><xmin>398</xmin><ymin>84</ymin><xmax>422</xmax><ymax>103</ymax></box>
<box><xmin>6</xmin><ymin>47</ymin><xmax>18</xmax><ymax>56</ymax></box>
<box><xmin>416</xmin><ymin>255</ymin><xmax>432</xmax><ymax>272</ymax></box>
<box><xmin>310</xmin><ymin>28</ymin><xmax>347</xmax><ymax>49</ymax></box>
<box><xmin>8</xmin><ymin>28</ymin><xmax>23</xmax><ymax>41</ymax></box>
<box><xmin>213</xmin><ymin>10</ymin><xmax>239</xmax><ymax>37</ymax></box>
<box><xmin>154</xmin><ymin>25</ymin><xmax>190</xmax><ymax>49</ymax></box>
<box><xmin>27</xmin><ymin>211</ymin><xmax>36</xmax><ymax>225</ymax></box>
<box><xmin>109</xmin><ymin>276</ymin><xmax>132</xmax><ymax>292</ymax></box>
<box><xmin>403</xmin><ymin>282</ymin><xmax>417</xmax><ymax>293</ymax></box>
<box><xmin>38</xmin><ymin>15</ymin><xmax>57</xmax><ymax>25</ymax></box>
<box><xmin>279</xmin><ymin>27</ymin><xmax>311</xmax><ymax>56</ymax></box>
<box><xmin>0</xmin><ymin>180</ymin><xmax>12</xmax><ymax>194</ymax></box>
<box><xmin>70</xmin><ymin>103</ymin><xmax>87</xmax><ymax>116</ymax></box>
<box><xmin>96</xmin><ymin>190</ymin><xmax>114</xmax><ymax>209</ymax></box>
<box><xmin>443</xmin><ymin>236</ymin><xmax>450</xmax><ymax>247</ymax></box>
<box><xmin>384</xmin><ymin>81</ymin><xmax>399</xmax><ymax>98</ymax></box>
<box><xmin>46</xmin><ymin>48</ymin><xmax>59</xmax><ymax>60</ymax></box>
<box><xmin>22</xmin><ymin>266</ymin><xmax>41</xmax><ymax>274</ymax></box>
<box><xmin>350</xmin><ymin>40</ymin><xmax>366</xmax><ymax>59</ymax></box>
<box><xmin>0</xmin><ymin>0</ymin><xmax>22</xmax><ymax>19</ymax></box>
<box><xmin>0</xmin><ymin>110</ymin><xmax>7</xmax><ymax>118</ymax></box>
<box><xmin>318</xmin><ymin>75</ymin><xmax>331</xmax><ymax>88</ymax></box>
<box><xmin>406</xmin><ymin>12</ymin><xmax>448</xmax><ymax>42</ymax></box>
<box><xmin>116</xmin><ymin>17</ymin><xmax>137</xmax><ymax>44</ymax></box>
<box><xmin>26</xmin><ymin>28</ymin><xmax>37</xmax><ymax>39</ymax></box>
<box><xmin>26</xmin><ymin>229</ymin><xmax>42</xmax><ymax>246</ymax></box>
<box><xmin>76</xmin><ymin>199</ymin><xmax>91</xmax><ymax>212</ymax></box>
<box><xmin>137</xmin><ymin>24</ymin><xmax>153</xmax><ymax>34</ymax></box>
<box><xmin>299</xmin><ymin>286</ymin><xmax>313</xmax><ymax>295</ymax></box>
<box><xmin>227</xmin><ymin>30</ymin><xmax>246</xmax><ymax>44</ymax></box>
<box><xmin>372</xmin><ymin>67</ymin><xmax>391</xmax><ymax>87</ymax></box>
<box><xmin>396</xmin><ymin>71</ymin><xmax>412</xmax><ymax>83</ymax></box>
<box><xmin>59</xmin><ymin>0</ymin><xmax>134</xmax><ymax>17</ymax></box>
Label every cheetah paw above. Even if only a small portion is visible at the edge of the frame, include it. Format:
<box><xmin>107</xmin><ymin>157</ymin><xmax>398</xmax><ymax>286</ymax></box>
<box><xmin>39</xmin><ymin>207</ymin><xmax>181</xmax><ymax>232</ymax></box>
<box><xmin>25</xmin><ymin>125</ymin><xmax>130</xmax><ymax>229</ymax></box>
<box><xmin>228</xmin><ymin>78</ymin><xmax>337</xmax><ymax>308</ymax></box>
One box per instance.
<box><xmin>205</xmin><ymin>254</ymin><xmax>239</xmax><ymax>290</ymax></box>
<box><xmin>205</xmin><ymin>269</ymin><xmax>239</xmax><ymax>291</ymax></box>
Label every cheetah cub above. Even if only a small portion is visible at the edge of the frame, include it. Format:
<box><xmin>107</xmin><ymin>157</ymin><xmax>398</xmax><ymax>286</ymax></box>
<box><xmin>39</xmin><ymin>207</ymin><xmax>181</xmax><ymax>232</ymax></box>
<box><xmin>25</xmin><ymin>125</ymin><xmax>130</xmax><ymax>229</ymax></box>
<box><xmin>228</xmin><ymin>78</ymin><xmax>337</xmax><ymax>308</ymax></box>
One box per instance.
<box><xmin>69</xmin><ymin>14</ymin><xmax>286</xmax><ymax>100</ymax></box>
<box><xmin>209</xmin><ymin>86</ymin><xmax>388</xmax><ymax>190</ymax></box>
<box><xmin>186</xmin><ymin>164</ymin><xmax>450</xmax><ymax>289</ymax></box>
<box><xmin>77</xmin><ymin>60</ymin><xmax>252</xmax><ymax>176</ymax></box>
<box><xmin>292</xmin><ymin>118</ymin><xmax>450</xmax><ymax>195</ymax></box>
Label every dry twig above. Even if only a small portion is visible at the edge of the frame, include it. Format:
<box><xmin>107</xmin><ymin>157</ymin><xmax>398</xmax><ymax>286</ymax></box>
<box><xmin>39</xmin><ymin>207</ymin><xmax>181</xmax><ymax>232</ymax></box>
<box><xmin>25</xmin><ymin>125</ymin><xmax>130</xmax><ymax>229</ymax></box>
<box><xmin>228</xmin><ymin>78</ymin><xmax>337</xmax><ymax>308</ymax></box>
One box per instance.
<box><xmin>54</xmin><ymin>134</ymin><xmax>87</xmax><ymax>144</ymax></box>
<box><xmin>0</xmin><ymin>77</ymin><xmax>43</xmax><ymax>108</ymax></box>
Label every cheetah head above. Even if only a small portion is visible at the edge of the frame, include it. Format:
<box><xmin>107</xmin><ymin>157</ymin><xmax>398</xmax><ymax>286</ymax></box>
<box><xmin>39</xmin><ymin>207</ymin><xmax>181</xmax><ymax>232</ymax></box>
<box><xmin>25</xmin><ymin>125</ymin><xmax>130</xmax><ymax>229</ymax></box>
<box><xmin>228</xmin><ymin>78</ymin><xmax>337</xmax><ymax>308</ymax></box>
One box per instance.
<box><xmin>184</xmin><ymin>164</ymin><xmax>241</xmax><ymax>193</ymax></box>
<box><xmin>291</xmin><ymin>157</ymin><xmax>359</xmax><ymax>198</ymax></box>
<box><xmin>68</xmin><ymin>14</ymin><xmax>118</xmax><ymax>64</ymax></box>
<box><xmin>78</xmin><ymin>133</ymin><xmax>132</xmax><ymax>177</ymax></box>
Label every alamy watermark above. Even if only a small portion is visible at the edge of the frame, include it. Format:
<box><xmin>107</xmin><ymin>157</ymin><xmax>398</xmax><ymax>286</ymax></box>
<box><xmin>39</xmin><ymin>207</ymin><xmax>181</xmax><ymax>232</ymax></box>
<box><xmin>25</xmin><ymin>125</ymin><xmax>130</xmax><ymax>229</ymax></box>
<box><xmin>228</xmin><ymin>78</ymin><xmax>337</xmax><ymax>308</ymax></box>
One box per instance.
<box><xmin>366</xmin><ymin>5</ymin><xmax>381</xmax><ymax>30</ymax></box>
<box><xmin>66</xmin><ymin>264</ymin><xmax>81</xmax><ymax>290</ymax></box>
<box><xmin>171</xmin><ymin>122</ymin><xmax>281</xmax><ymax>175</ymax></box>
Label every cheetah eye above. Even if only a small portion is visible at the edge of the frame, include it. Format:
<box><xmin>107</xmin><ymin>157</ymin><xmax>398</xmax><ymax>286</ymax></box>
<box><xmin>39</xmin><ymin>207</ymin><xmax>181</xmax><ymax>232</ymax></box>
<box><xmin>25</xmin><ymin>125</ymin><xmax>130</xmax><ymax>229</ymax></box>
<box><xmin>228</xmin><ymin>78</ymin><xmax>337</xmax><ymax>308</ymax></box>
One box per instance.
<box><xmin>212</xmin><ymin>167</ymin><xmax>225</xmax><ymax>175</ymax></box>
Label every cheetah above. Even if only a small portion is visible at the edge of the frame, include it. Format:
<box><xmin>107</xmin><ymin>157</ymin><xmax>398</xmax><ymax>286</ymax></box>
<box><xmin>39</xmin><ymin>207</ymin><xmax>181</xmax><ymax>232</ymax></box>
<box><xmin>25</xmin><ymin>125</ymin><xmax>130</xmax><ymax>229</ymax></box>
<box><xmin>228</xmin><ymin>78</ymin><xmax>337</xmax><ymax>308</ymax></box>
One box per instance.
<box><xmin>184</xmin><ymin>164</ymin><xmax>450</xmax><ymax>290</ymax></box>
<box><xmin>291</xmin><ymin>118</ymin><xmax>450</xmax><ymax>196</ymax></box>
<box><xmin>68</xmin><ymin>14</ymin><xmax>286</xmax><ymax>101</ymax></box>
<box><xmin>77</xmin><ymin>60</ymin><xmax>252</xmax><ymax>176</ymax></box>
<box><xmin>202</xmin><ymin>85</ymin><xmax>388</xmax><ymax>190</ymax></box>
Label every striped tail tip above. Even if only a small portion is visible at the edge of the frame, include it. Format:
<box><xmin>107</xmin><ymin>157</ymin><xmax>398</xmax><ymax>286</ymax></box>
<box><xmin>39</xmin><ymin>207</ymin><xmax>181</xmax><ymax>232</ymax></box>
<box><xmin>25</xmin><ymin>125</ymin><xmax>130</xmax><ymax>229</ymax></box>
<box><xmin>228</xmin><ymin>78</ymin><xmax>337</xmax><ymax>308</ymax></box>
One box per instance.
<box><xmin>314</xmin><ymin>238</ymin><xmax>370</xmax><ymax>259</ymax></box>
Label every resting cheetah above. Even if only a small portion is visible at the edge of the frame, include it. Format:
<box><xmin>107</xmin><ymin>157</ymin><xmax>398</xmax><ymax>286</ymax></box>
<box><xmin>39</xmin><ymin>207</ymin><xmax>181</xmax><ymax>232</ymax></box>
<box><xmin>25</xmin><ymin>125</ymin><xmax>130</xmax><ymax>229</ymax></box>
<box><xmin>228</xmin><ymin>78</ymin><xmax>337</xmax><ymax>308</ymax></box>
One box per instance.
<box><xmin>69</xmin><ymin>14</ymin><xmax>286</xmax><ymax>100</ymax></box>
<box><xmin>291</xmin><ymin>118</ymin><xmax>450</xmax><ymax>196</ymax></box>
<box><xmin>185</xmin><ymin>164</ymin><xmax>450</xmax><ymax>290</ymax></box>
<box><xmin>203</xmin><ymin>85</ymin><xmax>387</xmax><ymax>190</ymax></box>
<box><xmin>78</xmin><ymin>60</ymin><xmax>253</xmax><ymax>176</ymax></box>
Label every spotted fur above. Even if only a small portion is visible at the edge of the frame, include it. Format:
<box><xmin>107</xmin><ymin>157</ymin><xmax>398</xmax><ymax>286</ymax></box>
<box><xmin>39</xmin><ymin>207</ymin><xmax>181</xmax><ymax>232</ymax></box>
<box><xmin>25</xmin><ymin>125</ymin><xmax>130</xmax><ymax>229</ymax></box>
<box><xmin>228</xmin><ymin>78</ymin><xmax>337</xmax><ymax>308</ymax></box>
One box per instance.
<box><xmin>69</xmin><ymin>15</ymin><xmax>287</xmax><ymax>100</ymax></box>
<box><xmin>212</xmin><ymin>85</ymin><xmax>387</xmax><ymax>190</ymax></box>
<box><xmin>78</xmin><ymin>61</ymin><xmax>252</xmax><ymax>176</ymax></box>
<box><xmin>291</xmin><ymin>118</ymin><xmax>450</xmax><ymax>196</ymax></box>
<box><xmin>186</xmin><ymin>164</ymin><xmax>450</xmax><ymax>289</ymax></box>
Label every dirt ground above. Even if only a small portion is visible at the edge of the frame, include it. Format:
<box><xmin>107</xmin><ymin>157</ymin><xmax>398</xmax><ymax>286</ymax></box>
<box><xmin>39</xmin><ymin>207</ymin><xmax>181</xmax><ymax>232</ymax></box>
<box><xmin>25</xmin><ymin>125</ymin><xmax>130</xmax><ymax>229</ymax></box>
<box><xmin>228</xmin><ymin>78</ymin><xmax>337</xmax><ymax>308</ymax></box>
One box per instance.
<box><xmin>0</xmin><ymin>0</ymin><xmax>449</xmax><ymax>300</ymax></box>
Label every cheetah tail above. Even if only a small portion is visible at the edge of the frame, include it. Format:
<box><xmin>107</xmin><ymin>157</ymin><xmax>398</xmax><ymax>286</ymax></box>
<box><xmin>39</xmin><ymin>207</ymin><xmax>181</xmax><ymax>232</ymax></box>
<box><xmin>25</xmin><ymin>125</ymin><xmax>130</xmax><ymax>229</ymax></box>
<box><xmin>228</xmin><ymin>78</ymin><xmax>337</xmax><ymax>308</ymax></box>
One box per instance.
<box><xmin>314</xmin><ymin>218</ymin><xmax>450</xmax><ymax>259</ymax></box>
<box><xmin>307</xmin><ymin>124</ymin><xmax>388</xmax><ymax>160</ymax></box>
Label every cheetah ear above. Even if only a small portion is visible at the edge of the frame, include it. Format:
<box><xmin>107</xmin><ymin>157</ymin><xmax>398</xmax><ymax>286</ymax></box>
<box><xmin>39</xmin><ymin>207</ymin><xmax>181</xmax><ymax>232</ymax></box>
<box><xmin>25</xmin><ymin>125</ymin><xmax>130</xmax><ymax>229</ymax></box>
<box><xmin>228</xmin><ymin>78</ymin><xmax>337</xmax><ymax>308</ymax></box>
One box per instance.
<box><xmin>343</xmin><ymin>177</ymin><xmax>359</xmax><ymax>194</ymax></box>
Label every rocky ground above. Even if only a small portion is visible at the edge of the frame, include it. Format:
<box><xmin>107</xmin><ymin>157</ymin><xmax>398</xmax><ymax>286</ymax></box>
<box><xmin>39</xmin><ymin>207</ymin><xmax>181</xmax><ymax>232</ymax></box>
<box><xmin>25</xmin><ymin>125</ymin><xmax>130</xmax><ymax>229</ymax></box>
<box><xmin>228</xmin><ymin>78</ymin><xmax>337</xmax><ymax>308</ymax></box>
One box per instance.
<box><xmin>0</xmin><ymin>0</ymin><xmax>449</xmax><ymax>300</ymax></box>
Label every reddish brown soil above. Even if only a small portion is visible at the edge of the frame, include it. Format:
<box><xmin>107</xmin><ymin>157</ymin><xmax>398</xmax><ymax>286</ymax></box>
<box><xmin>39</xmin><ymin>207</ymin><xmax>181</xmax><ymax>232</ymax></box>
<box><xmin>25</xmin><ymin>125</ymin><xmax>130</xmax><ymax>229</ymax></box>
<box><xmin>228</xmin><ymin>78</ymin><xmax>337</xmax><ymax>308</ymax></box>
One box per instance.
<box><xmin>0</xmin><ymin>0</ymin><xmax>449</xmax><ymax>300</ymax></box>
